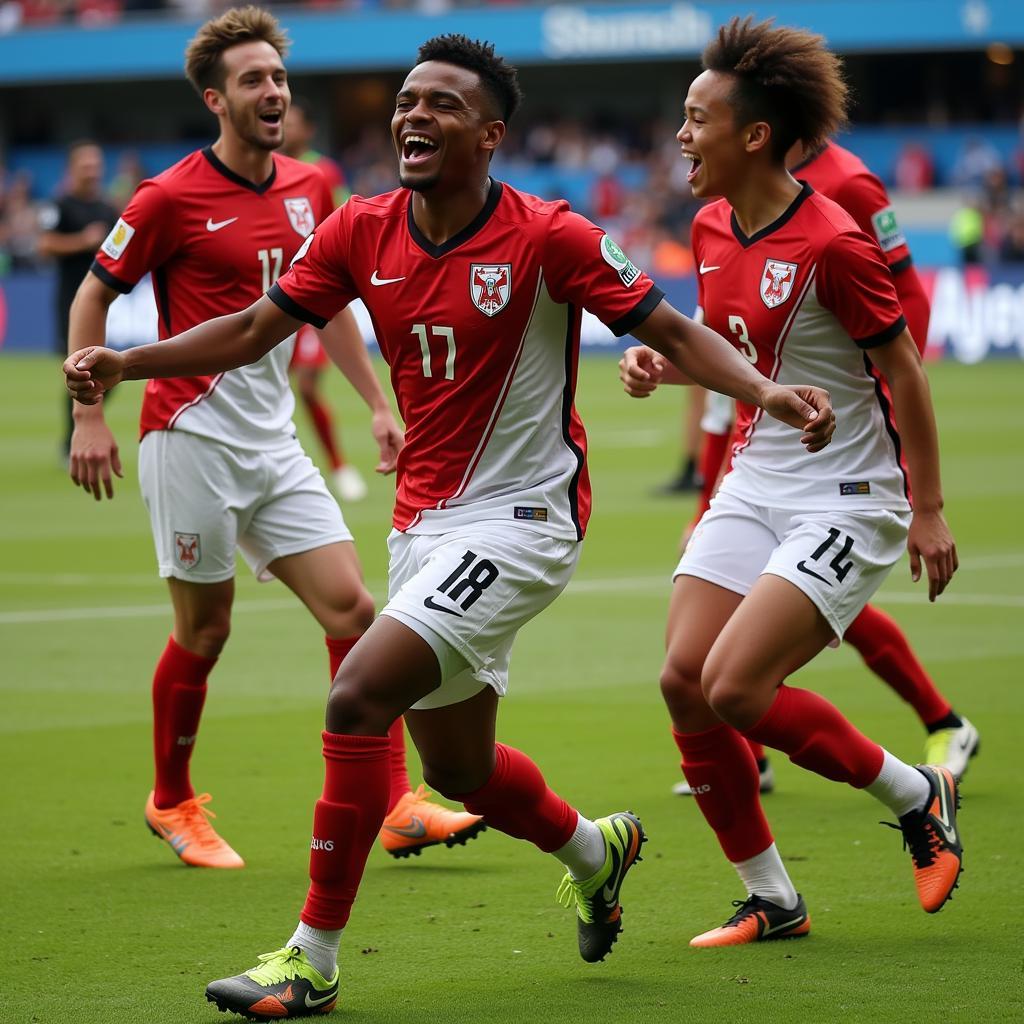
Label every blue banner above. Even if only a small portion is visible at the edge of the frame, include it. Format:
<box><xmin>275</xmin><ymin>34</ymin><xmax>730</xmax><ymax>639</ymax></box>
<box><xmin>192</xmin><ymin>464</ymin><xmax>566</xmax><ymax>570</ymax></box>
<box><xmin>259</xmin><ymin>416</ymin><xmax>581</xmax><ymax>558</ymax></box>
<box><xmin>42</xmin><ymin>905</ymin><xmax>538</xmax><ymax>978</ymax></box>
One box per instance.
<box><xmin>6</xmin><ymin>265</ymin><xmax>1024</xmax><ymax>362</ymax></box>
<box><xmin>1</xmin><ymin>1</ymin><xmax>1022</xmax><ymax>83</ymax></box>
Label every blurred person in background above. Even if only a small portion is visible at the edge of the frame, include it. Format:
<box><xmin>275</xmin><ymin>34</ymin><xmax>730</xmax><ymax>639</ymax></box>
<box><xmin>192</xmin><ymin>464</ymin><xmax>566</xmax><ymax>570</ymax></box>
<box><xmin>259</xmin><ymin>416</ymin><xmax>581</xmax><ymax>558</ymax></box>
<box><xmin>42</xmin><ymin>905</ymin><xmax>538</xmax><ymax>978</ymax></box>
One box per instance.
<box><xmin>37</xmin><ymin>140</ymin><xmax>118</xmax><ymax>457</ymax></box>
<box><xmin>109</xmin><ymin>149</ymin><xmax>147</xmax><ymax>212</ymax></box>
<box><xmin>282</xmin><ymin>95</ymin><xmax>368</xmax><ymax>501</ymax></box>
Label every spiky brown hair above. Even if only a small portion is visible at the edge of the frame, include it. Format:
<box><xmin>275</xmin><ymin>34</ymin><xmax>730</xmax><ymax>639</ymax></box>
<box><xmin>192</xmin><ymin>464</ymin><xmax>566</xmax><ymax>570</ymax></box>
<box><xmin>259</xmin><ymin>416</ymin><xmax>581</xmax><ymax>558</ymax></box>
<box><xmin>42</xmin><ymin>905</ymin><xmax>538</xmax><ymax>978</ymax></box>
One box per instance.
<box><xmin>184</xmin><ymin>6</ymin><xmax>290</xmax><ymax>96</ymax></box>
<box><xmin>702</xmin><ymin>16</ymin><xmax>848</xmax><ymax>159</ymax></box>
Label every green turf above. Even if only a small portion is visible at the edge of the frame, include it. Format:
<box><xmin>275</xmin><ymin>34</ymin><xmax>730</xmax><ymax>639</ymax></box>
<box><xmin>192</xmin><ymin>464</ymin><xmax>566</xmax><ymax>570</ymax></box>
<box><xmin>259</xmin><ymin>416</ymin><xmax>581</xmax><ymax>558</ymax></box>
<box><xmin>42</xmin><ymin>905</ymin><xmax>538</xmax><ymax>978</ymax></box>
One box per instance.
<box><xmin>1</xmin><ymin>354</ymin><xmax>1020</xmax><ymax>1023</ymax></box>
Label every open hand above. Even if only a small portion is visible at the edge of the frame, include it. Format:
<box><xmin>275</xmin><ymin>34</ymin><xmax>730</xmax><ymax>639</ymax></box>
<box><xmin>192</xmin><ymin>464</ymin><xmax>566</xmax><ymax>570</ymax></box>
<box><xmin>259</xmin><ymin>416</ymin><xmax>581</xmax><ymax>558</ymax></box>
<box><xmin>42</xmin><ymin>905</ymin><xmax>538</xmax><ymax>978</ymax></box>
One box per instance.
<box><xmin>371</xmin><ymin>408</ymin><xmax>405</xmax><ymax>475</ymax></box>
<box><xmin>908</xmin><ymin>508</ymin><xmax>958</xmax><ymax>601</ymax></box>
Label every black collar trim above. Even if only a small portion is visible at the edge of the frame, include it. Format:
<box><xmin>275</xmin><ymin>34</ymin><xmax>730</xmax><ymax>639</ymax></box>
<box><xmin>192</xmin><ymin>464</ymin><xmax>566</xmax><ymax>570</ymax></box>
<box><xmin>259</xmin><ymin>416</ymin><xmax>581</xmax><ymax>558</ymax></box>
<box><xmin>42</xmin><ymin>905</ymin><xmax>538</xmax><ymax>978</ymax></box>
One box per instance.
<box><xmin>202</xmin><ymin>146</ymin><xmax>277</xmax><ymax>195</ymax></box>
<box><xmin>407</xmin><ymin>178</ymin><xmax>503</xmax><ymax>258</ymax></box>
<box><xmin>788</xmin><ymin>144</ymin><xmax>828</xmax><ymax>176</ymax></box>
<box><xmin>731</xmin><ymin>181</ymin><xmax>813</xmax><ymax>248</ymax></box>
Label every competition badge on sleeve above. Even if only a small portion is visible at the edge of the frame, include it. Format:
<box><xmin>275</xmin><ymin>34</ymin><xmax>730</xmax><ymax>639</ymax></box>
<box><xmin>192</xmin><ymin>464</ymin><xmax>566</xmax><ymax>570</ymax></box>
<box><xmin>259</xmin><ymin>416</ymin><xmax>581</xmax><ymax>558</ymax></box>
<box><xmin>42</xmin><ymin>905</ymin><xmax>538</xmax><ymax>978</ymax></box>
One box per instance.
<box><xmin>600</xmin><ymin>234</ymin><xmax>641</xmax><ymax>287</ymax></box>
<box><xmin>283</xmin><ymin>197</ymin><xmax>316</xmax><ymax>237</ymax></box>
<box><xmin>761</xmin><ymin>259</ymin><xmax>798</xmax><ymax>309</ymax></box>
<box><xmin>470</xmin><ymin>264</ymin><xmax>512</xmax><ymax>317</ymax></box>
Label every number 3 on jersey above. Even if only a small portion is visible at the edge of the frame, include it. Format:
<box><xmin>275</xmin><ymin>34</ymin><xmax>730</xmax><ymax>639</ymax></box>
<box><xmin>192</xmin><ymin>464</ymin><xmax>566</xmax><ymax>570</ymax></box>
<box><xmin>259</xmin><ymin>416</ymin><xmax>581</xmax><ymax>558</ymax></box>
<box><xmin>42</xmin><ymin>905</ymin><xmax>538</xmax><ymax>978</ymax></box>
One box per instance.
<box><xmin>728</xmin><ymin>315</ymin><xmax>758</xmax><ymax>364</ymax></box>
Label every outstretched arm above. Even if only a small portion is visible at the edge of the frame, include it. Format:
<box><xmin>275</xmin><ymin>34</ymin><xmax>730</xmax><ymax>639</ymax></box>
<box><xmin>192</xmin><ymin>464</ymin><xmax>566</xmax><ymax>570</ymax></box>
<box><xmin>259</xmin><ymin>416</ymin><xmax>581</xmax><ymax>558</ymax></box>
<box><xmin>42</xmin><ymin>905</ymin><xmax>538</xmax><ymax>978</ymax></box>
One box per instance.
<box><xmin>867</xmin><ymin>330</ymin><xmax>957</xmax><ymax>600</ymax></box>
<box><xmin>318</xmin><ymin>308</ymin><xmax>404</xmax><ymax>474</ymax></box>
<box><xmin>65</xmin><ymin>293</ymin><xmax>302</xmax><ymax>401</ymax></box>
<box><xmin>625</xmin><ymin>300</ymin><xmax>836</xmax><ymax>452</ymax></box>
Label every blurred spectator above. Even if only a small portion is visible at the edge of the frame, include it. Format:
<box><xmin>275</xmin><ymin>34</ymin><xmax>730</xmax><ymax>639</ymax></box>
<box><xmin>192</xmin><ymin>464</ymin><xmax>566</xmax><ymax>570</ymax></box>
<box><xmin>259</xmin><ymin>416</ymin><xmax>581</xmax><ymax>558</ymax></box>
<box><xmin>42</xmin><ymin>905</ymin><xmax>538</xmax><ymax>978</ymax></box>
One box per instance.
<box><xmin>998</xmin><ymin>206</ymin><xmax>1024</xmax><ymax>262</ymax></box>
<box><xmin>109</xmin><ymin>150</ymin><xmax>146</xmax><ymax>211</ymax></box>
<box><xmin>893</xmin><ymin>142</ymin><xmax>935</xmax><ymax>192</ymax></box>
<box><xmin>3</xmin><ymin>171</ymin><xmax>43</xmax><ymax>269</ymax></box>
<box><xmin>949</xmin><ymin>199</ymin><xmax>985</xmax><ymax>265</ymax></box>
<box><xmin>952</xmin><ymin>136</ymin><xmax>1003</xmax><ymax>189</ymax></box>
<box><xmin>36</xmin><ymin>139</ymin><xmax>117</xmax><ymax>455</ymax></box>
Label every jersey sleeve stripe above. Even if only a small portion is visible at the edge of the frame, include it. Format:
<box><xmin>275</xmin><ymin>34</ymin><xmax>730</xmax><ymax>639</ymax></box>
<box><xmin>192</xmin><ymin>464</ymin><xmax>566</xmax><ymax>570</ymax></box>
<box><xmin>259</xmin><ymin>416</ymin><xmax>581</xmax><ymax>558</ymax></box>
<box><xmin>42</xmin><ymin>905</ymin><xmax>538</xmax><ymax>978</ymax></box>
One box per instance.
<box><xmin>608</xmin><ymin>284</ymin><xmax>665</xmax><ymax>337</ymax></box>
<box><xmin>888</xmin><ymin>255</ymin><xmax>913</xmax><ymax>275</ymax></box>
<box><xmin>90</xmin><ymin>259</ymin><xmax>133</xmax><ymax>295</ymax></box>
<box><xmin>267</xmin><ymin>282</ymin><xmax>329</xmax><ymax>329</ymax></box>
<box><xmin>855</xmin><ymin>314</ymin><xmax>907</xmax><ymax>349</ymax></box>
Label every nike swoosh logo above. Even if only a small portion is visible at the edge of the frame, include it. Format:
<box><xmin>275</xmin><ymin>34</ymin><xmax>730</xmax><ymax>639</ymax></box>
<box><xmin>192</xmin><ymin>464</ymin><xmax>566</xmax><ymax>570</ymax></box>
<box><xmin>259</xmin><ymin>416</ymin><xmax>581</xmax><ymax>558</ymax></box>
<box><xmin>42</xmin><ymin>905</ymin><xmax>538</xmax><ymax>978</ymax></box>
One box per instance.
<box><xmin>305</xmin><ymin>991</ymin><xmax>337</xmax><ymax>1009</ymax></box>
<box><xmin>699</xmin><ymin>260</ymin><xmax>721</xmax><ymax>274</ymax></box>
<box><xmin>423</xmin><ymin>595</ymin><xmax>463</xmax><ymax>617</ymax></box>
<box><xmin>206</xmin><ymin>217</ymin><xmax>238</xmax><ymax>232</ymax></box>
<box><xmin>762</xmin><ymin>914</ymin><xmax>805</xmax><ymax>937</ymax></box>
<box><xmin>796</xmin><ymin>560</ymin><xmax>833</xmax><ymax>586</ymax></box>
<box><xmin>933</xmin><ymin>774</ymin><xmax>958</xmax><ymax>842</ymax></box>
<box><xmin>382</xmin><ymin>815</ymin><xmax>427</xmax><ymax>839</ymax></box>
<box><xmin>370</xmin><ymin>270</ymin><xmax>406</xmax><ymax>286</ymax></box>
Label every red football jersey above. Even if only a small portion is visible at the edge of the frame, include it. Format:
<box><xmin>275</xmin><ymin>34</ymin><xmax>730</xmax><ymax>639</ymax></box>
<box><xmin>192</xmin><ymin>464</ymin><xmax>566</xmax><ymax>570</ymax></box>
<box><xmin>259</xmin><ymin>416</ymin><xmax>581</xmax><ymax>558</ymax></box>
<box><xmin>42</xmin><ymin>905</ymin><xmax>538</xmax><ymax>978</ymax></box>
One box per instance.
<box><xmin>92</xmin><ymin>147</ymin><xmax>333</xmax><ymax>447</ymax></box>
<box><xmin>795</xmin><ymin>142</ymin><xmax>930</xmax><ymax>350</ymax></box>
<box><xmin>272</xmin><ymin>179</ymin><xmax>663</xmax><ymax>540</ymax></box>
<box><xmin>693</xmin><ymin>183</ymin><xmax>910</xmax><ymax>512</ymax></box>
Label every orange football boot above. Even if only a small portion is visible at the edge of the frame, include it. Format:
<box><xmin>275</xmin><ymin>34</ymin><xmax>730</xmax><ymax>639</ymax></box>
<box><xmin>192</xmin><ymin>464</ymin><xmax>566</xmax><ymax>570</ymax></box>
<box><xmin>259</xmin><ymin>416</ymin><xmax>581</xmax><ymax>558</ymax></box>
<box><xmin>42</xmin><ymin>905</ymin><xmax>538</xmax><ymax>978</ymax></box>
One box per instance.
<box><xmin>144</xmin><ymin>791</ymin><xmax>244</xmax><ymax>869</ymax></box>
<box><xmin>690</xmin><ymin>894</ymin><xmax>811</xmax><ymax>948</ymax></box>
<box><xmin>379</xmin><ymin>785</ymin><xmax>486</xmax><ymax>858</ymax></box>
<box><xmin>886</xmin><ymin>765</ymin><xmax>963</xmax><ymax>913</ymax></box>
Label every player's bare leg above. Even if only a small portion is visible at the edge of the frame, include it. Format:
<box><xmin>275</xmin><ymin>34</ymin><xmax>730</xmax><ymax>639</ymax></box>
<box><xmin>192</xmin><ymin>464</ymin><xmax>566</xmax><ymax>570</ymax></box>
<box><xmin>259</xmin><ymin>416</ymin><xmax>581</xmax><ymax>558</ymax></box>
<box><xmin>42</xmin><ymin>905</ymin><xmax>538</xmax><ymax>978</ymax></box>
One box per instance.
<box><xmin>661</xmin><ymin>576</ymin><xmax>805</xmax><ymax>944</ymax></box>
<box><xmin>144</xmin><ymin>577</ymin><xmax>244</xmax><ymax>868</ymax></box>
<box><xmin>700</xmin><ymin>574</ymin><xmax>963</xmax><ymax>915</ymax></box>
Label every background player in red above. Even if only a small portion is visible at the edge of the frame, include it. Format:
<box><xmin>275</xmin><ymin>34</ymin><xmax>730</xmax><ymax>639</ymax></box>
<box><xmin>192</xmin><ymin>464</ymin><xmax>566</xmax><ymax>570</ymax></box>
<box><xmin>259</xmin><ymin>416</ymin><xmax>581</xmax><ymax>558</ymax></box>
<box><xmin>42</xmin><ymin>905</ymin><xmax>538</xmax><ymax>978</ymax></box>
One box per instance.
<box><xmin>673</xmin><ymin>139</ymin><xmax>978</xmax><ymax>797</ymax></box>
<box><xmin>621</xmin><ymin>17</ymin><xmax>963</xmax><ymax>947</ymax></box>
<box><xmin>65</xmin><ymin>7</ymin><xmax>480</xmax><ymax>871</ymax></box>
<box><xmin>65</xmin><ymin>34</ymin><xmax>835</xmax><ymax>1018</ymax></box>
<box><xmin>282</xmin><ymin>96</ymin><xmax>368</xmax><ymax>503</ymax></box>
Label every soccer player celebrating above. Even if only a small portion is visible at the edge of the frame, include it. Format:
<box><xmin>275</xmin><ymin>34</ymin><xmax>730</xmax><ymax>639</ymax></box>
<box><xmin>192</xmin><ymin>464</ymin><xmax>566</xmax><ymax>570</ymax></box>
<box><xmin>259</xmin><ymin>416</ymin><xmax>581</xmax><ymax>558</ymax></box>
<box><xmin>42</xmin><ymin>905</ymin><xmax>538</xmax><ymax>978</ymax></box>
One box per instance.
<box><xmin>65</xmin><ymin>6</ymin><xmax>482</xmax><ymax>870</ymax></box>
<box><xmin>66</xmin><ymin>35</ymin><xmax>835</xmax><ymax>1017</ymax></box>
<box><xmin>673</xmin><ymin>140</ymin><xmax>978</xmax><ymax>797</ymax></box>
<box><xmin>282</xmin><ymin>97</ymin><xmax>369</xmax><ymax>504</ymax></box>
<box><xmin>621</xmin><ymin>17</ymin><xmax>964</xmax><ymax>946</ymax></box>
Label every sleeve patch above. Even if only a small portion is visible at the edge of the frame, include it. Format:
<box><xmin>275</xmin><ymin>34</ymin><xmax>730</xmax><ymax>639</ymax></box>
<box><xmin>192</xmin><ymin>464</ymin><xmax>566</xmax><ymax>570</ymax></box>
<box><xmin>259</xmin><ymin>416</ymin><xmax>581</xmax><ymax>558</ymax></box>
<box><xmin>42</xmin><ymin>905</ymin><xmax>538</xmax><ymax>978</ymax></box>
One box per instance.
<box><xmin>600</xmin><ymin>234</ymin><xmax>641</xmax><ymax>288</ymax></box>
<box><xmin>870</xmin><ymin>206</ymin><xmax>906</xmax><ymax>254</ymax></box>
<box><xmin>101</xmin><ymin>218</ymin><xmax>136</xmax><ymax>261</ymax></box>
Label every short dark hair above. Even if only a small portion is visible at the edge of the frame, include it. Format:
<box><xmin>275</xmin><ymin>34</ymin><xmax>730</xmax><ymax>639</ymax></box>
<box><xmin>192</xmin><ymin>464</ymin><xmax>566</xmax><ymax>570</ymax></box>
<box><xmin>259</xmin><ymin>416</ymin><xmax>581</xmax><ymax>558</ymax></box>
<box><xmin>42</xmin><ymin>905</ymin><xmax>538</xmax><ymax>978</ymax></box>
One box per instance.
<box><xmin>702</xmin><ymin>16</ymin><xmax>848</xmax><ymax>160</ymax></box>
<box><xmin>415</xmin><ymin>34</ymin><xmax>523</xmax><ymax>123</ymax></box>
<box><xmin>184</xmin><ymin>6</ymin><xmax>289</xmax><ymax>96</ymax></box>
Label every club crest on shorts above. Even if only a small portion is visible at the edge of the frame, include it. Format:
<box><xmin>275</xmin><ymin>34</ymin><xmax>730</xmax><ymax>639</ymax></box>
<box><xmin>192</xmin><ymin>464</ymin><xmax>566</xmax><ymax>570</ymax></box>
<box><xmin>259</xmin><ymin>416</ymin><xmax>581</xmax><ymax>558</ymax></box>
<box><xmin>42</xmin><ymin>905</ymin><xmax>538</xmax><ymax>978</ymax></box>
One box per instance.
<box><xmin>470</xmin><ymin>264</ymin><xmax>512</xmax><ymax>317</ymax></box>
<box><xmin>283</xmin><ymin>196</ymin><xmax>316</xmax><ymax>237</ymax></box>
<box><xmin>174</xmin><ymin>532</ymin><xmax>201</xmax><ymax>570</ymax></box>
<box><xmin>761</xmin><ymin>259</ymin><xmax>798</xmax><ymax>309</ymax></box>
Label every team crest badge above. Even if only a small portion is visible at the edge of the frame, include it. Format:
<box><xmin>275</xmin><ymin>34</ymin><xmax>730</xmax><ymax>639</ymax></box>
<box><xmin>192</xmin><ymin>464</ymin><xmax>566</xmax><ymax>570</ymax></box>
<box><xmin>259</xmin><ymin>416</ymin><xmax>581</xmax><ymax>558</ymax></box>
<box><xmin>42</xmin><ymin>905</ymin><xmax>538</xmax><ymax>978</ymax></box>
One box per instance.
<box><xmin>470</xmin><ymin>264</ymin><xmax>512</xmax><ymax>317</ymax></box>
<box><xmin>283</xmin><ymin>197</ymin><xmax>316</xmax><ymax>238</ymax></box>
<box><xmin>761</xmin><ymin>259</ymin><xmax>798</xmax><ymax>309</ymax></box>
<box><xmin>174</xmin><ymin>532</ymin><xmax>201</xmax><ymax>571</ymax></box>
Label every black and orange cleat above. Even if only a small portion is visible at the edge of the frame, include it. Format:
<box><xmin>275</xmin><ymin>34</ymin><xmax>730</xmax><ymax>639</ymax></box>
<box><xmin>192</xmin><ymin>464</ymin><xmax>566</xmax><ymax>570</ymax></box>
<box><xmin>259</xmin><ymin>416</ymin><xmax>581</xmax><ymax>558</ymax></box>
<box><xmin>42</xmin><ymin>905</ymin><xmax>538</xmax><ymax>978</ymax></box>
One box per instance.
<box><xmin>378</xmin><ymin>785</ymin><xmax>486</xmax><ymax>859</ymax></box>
<box><xmin>884</xmin><ymin>764</ymin><xmax>963</xmax><ymax>913</ymax></box>
<box><xmin>556</xmin><ymin>811</ymin><xmax>646</xmax><ymax>963</ymax></box>
<box><xmin>689</xmin><ymin>894</ymin><xmax>810</xmax><ymax>948</ymax></box>
<box><xmin>206</xmin><ymin>947</ymin><xmax>338</xmax><ymax>1021</ymax></box>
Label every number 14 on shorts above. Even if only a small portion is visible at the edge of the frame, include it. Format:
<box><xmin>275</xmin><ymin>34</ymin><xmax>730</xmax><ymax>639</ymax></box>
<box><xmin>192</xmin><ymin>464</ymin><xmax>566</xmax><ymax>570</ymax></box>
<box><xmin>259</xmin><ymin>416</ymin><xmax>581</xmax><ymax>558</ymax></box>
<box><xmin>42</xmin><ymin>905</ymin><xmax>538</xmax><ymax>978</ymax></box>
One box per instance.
<box><xmin>797</xmin><ymin>528</ymin><xmax>855</xmax><ymax>587</ymax></box>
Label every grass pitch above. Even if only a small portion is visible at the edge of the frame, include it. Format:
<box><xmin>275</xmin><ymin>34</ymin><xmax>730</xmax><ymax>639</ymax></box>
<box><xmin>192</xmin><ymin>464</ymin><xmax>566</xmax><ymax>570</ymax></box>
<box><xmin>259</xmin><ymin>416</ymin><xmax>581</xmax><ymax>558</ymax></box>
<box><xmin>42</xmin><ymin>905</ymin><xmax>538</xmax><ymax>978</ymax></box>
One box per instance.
<box><xmin>1</xmin><ymin>354</ymin><xmax>1021</xmax><ymax>1023</ymax></box>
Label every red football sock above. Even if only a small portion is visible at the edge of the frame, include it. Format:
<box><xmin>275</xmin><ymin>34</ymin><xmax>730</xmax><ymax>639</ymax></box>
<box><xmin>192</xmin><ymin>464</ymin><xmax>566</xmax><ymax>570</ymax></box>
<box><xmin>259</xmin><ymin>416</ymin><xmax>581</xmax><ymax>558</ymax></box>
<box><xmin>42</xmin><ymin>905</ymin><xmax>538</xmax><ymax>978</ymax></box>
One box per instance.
<box><xmin>746</xmin><ymin>740</ymin><xmax>767</xmax><ymax>763</ymax></box>
<box><xmin>300</xmin><ymin>731</ymin><xmax>391</xmax><ymax>931</ymax></box>
<box><xmin>452</xmin><ymin>743</ymin><xmax>577</xmax><ymax>852</ymax></box>
<box><xmin>152</xmin><ymin>635</ymin><xmax>216</xmax><ymax>809</ymax></box>
<box><xmin>844</xmin><ymin>604</ymin><xmax>952</xmax><ymax>727</ymax></box>
<box><xmin>325</xmin><ymin>635</ymin><xmax>359</xmax><ymax>684</ymax></box>
<box><xmin>696</xmin><ymin>428</ymin><xmax>732</xmax><ymax>520</ymax></box>
<box><xmin>386</xmin><ymin>719</ymin><xmax>412</xmax><ymax>813</ymax></box>
<box><xmin>305</xmin><ymin>396</ymin><xmax>344</xmax><ymax>472</ymax></box>
<box><xmin>743</xmin><ymin>684</ymin><xmax>884</xmax><ymax>788</ymax></box>
<box><xmin>672</xmin><ymin>725</ymin><xmax>773</xmax><ymax>862</ymax></box>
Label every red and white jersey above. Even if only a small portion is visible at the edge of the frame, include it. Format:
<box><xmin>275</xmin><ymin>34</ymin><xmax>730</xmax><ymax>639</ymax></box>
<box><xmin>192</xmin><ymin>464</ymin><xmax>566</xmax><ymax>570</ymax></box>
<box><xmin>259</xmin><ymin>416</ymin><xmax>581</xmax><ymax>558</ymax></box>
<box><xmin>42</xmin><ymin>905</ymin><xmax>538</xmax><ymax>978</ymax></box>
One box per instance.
<box><xmin>793</xmin><ymin>142</ymin><xmax>912</xmax><ymax>274</ymax></box>
<box><xmin>693</xmin><ymin>183</ymin><xmax>910</xmax><ymax>512</ymax></box>
<box><xmin>92</xmin><ymin>147</ymin><xmax>333</xmax><ymax>448</ymax></box>
<box><xmin>272</xmin><ymin>179</ymin><xmax>663</xmax><ymax>540</ymax></box>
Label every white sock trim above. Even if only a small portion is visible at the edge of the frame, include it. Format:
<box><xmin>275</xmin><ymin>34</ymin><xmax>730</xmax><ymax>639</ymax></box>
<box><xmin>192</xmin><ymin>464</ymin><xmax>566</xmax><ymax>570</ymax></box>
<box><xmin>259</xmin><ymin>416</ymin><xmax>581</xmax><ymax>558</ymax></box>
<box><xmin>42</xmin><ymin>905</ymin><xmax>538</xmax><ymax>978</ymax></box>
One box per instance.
<box><xmin>865</xmin><ymin>750</ymin><xmax>930</xmax><ymax>817</ymax></box>
<box><xmin>733</xmin><ymin>842</ymin><xmax>799</xmax><ymax>910</ymax></box>
<box><xmin>287</xmin><ymin>921</ymin><xmax>342</xmax><ymax>980</ymax></box>
<box><xmin>553</xmin><ymin>813</ymin><xmax>606</xmax><ymax>879</ymax></box>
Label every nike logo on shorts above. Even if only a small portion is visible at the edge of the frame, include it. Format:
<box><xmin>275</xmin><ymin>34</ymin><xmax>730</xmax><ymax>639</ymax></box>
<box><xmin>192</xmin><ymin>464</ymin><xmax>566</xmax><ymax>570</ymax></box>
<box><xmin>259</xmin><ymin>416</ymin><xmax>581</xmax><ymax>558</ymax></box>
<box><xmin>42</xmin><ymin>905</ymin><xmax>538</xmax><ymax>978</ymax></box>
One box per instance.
<box><xmin>423</xmin><ymin>596</ymin><xmax>463</xmax><ymax>617</ymax></box>
<box><xmin>796</xmin><ymin>560</ymin><xmax>833</xmax><ymax>586</ymax></box>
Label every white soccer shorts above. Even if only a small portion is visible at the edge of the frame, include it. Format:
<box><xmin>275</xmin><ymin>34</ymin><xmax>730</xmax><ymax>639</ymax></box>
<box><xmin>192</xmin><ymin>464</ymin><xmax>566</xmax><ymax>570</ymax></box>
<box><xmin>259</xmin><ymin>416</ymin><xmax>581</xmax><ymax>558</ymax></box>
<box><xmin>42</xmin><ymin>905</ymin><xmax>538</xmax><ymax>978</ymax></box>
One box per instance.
<box><xmin>381</xmin><ymin>523</ymin><xmax>580</xmax><ymax>710</ymax></box>
<box><xmin>139</xmin><ymin>430</ymin><xmax>353</xmax><ymax>584</ymax></box>
<box><xmin>675</xmin><ymin>489</ymin><xmax>910</xmax><ymax>639</ymax></box>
